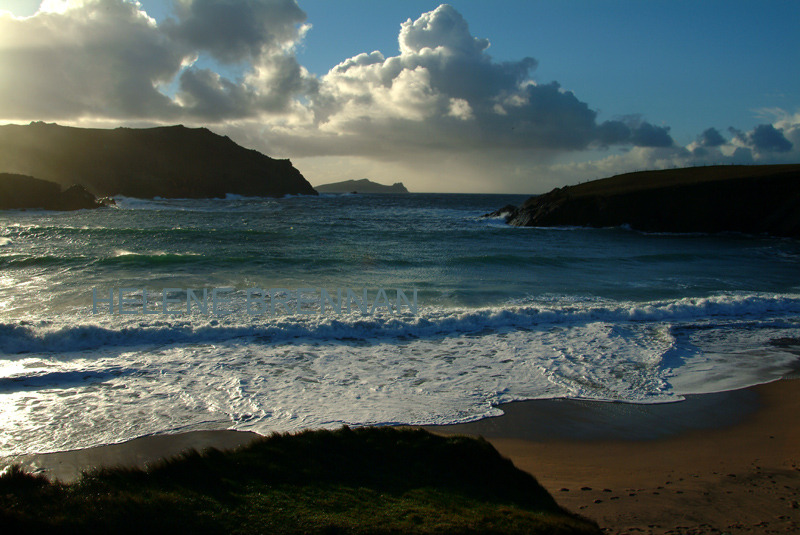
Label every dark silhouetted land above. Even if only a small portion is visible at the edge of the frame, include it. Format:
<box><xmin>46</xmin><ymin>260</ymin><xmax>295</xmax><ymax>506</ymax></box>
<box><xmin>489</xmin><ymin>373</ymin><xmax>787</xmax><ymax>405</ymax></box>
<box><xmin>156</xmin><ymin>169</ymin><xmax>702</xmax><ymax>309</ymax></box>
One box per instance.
<box><xmin>0</xmin><ymin>122</ymin><xmax>316</xmax><ymax>199</ymax></box>
<box><xmin>315</xmin><ymin>178</ymin><xmax>409</xmax><ymax>193</ymax></box>
<box><xmin>490</xmin><ymin>164</ymin><xmax>800</xmax><ymax>237</ymax></box>
<box><xmin>0</xmin><ymin>173</ymin><xmax>103</xmax><ymax>210</ymax></box>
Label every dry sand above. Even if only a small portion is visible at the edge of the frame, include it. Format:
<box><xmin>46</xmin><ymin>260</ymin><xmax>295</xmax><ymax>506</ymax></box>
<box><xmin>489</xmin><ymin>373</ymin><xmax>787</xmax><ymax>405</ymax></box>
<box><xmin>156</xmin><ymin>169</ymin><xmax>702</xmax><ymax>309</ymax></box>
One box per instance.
<box><xmin>2</xmin><ymin>379</ymin><xmax>798</xmax><ymax>534</ymax></box>
<box><xmin>429</xmin><ymin>378</ymin><xmax>800</xmax><ymax>534</ymax></box>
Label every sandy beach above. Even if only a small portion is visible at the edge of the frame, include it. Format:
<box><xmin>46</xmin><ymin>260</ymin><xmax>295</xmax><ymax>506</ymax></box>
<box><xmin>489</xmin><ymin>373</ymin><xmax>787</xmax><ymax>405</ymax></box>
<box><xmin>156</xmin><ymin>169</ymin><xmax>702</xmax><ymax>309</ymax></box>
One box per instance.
<box><xmin>3</xmin><ymin>378</ymin><xmax>798</xmax><ymax>534</ymax></box>
<box><xmin>430</xmin><ymin>378</ymin><xmax>800</xmax><ymax>534</ymax></box>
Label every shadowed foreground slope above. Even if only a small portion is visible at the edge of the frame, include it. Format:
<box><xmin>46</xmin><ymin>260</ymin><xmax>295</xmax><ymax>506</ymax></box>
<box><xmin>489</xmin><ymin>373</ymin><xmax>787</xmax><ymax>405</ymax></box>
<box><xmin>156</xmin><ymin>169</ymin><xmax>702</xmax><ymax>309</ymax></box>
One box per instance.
<box><xmin>0</xmin><ymin>427</ymin><xmax>599</xmax><ymax>535</ymax></box>
<box><xmin>0</xmin><ymin>122</ymin><xmax>316</xmax><ymax>199</ymax></box>
<box><xmin>493</xmin><ymin>164</ymin><xmax>800</xmax><ymax>237</ymax></box>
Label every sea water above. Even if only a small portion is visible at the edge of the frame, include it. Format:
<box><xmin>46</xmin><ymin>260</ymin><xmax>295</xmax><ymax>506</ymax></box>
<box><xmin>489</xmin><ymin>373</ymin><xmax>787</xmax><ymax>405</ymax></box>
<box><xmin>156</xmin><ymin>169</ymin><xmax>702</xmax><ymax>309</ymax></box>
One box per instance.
<box><xmin>1</xmin><ymin>193</ymin><xmax>799</xmax><ymax>455</ymax></box>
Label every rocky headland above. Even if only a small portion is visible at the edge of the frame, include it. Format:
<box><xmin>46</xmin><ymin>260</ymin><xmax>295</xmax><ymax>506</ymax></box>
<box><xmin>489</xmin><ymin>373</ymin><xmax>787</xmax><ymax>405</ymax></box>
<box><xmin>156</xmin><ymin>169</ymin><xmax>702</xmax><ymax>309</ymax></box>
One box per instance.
<box><xmin>489</xmin><ymin>164</ymin><xmax>800</xmax><ymax>237</ymax></box>
<box><xmin>0</xmin><ymin>122</ymin><xmax>316</xmax><ymax>199</ymax></box>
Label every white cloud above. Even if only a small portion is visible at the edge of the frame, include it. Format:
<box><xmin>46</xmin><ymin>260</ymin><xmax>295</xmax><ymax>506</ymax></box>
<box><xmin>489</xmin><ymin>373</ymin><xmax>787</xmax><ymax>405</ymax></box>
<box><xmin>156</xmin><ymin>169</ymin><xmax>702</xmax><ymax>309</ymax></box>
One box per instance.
<box><xmin>447</xmin><ymin>98</ymin><xmax>473</xmax><ymax>120</ymax></box>
<box><xmin>398</xmin><ymin>3</ymin><xmax>489</xmax><ymax>57</ymax></box>
<box><xmin>0</xmin><ymin>0</ymin><xmax>181</xmax><ymax>120</ymax></box>
<box><xmin>0</xmin><ymin>0</ymin><xmax>312</xmax><ymax>121</ymax></box>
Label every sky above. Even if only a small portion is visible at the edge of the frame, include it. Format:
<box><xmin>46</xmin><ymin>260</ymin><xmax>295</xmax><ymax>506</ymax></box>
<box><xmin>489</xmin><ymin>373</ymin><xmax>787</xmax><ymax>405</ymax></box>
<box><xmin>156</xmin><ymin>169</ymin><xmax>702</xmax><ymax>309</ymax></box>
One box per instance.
<box><xmin>1</xmin><ymin>0</ymin><xmax>798</xmax><ymax>193</ymax></box>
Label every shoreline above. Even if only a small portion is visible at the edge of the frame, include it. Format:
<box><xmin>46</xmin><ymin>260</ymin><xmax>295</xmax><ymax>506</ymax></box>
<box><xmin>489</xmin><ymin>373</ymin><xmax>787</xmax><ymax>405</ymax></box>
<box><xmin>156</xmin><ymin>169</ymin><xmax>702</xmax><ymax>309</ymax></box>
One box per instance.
<box><xmin>426</xmin><ymin>386</ymin><xmax>763</xmax><ymax>442</ymax></box>
<box><xmin>2</xmin><ymin>379</ymin><xmax>798</xmax><ymax>533</ymax></box>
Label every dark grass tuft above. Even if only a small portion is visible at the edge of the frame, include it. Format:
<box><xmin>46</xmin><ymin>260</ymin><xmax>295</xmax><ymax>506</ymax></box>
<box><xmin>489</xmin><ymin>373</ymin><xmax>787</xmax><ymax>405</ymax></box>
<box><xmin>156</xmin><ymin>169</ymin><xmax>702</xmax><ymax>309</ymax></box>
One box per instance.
<box><xmin>0</xmin><ymin>427</ymin><xmax>601</xmax><ymax>534</ymax></box>
<box><xmin>0</xmin><ymin>465</ymin><xmax>50</xmax><ymax>491</ymax></box>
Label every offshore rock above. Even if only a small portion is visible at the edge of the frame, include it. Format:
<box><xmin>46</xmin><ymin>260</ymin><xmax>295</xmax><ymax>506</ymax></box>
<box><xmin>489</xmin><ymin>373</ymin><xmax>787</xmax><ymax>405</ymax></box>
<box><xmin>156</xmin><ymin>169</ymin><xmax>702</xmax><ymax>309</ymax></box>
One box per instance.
<box><xmin>315</xmin><ymin>178</ymin><xmax>409</xmax><ymax>193</ymax></box>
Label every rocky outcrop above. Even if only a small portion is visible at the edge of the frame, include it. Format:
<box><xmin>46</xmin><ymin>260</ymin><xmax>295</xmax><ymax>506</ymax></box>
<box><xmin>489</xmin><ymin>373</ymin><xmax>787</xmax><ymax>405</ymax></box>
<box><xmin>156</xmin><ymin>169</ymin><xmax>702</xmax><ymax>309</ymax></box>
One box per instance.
<box><xmin>0</xmin><ymin>122</ymin><xmax>316</xmax><ymax>199</ymax></box>
<box><xmin>483</xmin><ymin>204</ymin><xmax>518</xmax><ymax>219</ymax></box>
<box><xmin>490</xmin><ymin>165</ymin><xmax>800</xmax><ymax>238</ymax></box>
<box><xmin>0</xmin><ymin>173</ymin><xmax>104</xmax><ymax>210</ymax></box>
<box><xmin>315</xmin><ymin>178</ymin><xmax>409</xmax><ymax>193</ymax></box>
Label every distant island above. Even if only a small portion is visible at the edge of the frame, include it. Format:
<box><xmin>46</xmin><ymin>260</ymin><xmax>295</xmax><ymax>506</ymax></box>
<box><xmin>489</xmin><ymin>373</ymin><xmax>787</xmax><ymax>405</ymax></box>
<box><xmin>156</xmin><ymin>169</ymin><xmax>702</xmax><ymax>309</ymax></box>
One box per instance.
<box><xmin>0</xmin><ymin>122</ymin><xmax>316</xmax><ymax>199</ymax></box>
<box><xmin>488</xmin><ymin>164</ymin><xmax>800</xmax><ymax>237</ymax></box>
<box><xmin>315</xmin><ymin>178</ymin><xmax>409</xmax><ymax>193</ymax></box>
<box><xmin>0</xmin><ymin>173</ymin><xmax>105</xmax><ymax>211</ymax></box>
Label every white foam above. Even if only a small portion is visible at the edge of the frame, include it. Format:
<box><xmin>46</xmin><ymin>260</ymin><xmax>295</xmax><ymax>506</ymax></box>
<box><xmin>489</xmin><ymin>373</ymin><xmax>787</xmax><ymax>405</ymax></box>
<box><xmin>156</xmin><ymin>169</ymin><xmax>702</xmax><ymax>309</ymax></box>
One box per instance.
<box><xmin>1</xmin><ymin>292</ymin><xmax>798</xmax><ymax>354</ymax></box>
<box><xmin>1</xmin><ymin>292</ymin><xmax>798</xmax><ymax>455</ymax></box>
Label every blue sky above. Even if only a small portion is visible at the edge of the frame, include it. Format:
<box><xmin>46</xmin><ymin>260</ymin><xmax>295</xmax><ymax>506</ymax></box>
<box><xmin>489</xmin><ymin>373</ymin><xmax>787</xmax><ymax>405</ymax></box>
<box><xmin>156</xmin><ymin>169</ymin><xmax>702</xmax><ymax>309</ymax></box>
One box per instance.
<box><xmin>1</xmin><ymin>0</ymin><xmax>798</xmax><ymax>192</ymax></box>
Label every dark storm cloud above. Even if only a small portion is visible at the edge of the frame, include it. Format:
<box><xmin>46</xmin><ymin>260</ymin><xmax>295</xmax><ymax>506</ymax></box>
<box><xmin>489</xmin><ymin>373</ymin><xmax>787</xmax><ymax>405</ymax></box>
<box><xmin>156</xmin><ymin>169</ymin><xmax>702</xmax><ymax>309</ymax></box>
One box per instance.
<box><xmin>749</xmin><ymin>124</ymin><xmax>793</xmax><ymax>153</ymax></box>
<box><xmin>630</xmin><ymin>122</ymin><xmax>673</xmax><ymax>147</ymax></box>
<box><xmin>595</xmin><ymin>118</ymin><xmax>675</xmax><ymax>148</ymax></box>
<box><xmin>596</xmin><ymin>120</ymin><xmax>632</xmax><ymax>145</ymax></box>
<box><xmin>697</xmin><ymin>127</ymin><xmax>726</xmax><ymax>147</ymax></box>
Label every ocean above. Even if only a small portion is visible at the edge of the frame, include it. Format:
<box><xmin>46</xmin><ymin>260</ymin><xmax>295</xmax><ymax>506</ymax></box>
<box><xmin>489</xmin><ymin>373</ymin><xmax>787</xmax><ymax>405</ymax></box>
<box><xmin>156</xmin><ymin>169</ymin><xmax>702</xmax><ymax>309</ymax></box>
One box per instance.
<box><xmin>1</xmin><ymin>192</ymin><xmax>799</xmax><ymax>456</ymax></box>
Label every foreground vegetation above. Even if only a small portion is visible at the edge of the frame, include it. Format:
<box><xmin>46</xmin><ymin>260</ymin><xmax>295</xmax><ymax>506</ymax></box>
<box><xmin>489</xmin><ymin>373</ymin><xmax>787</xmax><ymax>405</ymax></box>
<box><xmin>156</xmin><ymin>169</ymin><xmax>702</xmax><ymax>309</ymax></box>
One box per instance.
<box><xmin>0</xmin><ymin>427</ymin><xmax>600</xmax><ymax>534</ymax></box>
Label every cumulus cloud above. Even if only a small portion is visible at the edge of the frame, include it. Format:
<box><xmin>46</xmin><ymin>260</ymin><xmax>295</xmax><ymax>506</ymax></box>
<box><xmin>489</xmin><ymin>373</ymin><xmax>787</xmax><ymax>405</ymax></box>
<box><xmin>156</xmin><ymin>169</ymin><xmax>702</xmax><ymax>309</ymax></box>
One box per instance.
<box><xmin>165</xmin><ymin>0</ymin><xmax>307</xmax><ymax>63</ymax></box>
<box><xmin>629</xmin><ymin>122</ymin><xmax>673</xmax><ymax>147</ymax></box>
<box><xmin>594</xmin><ymin>116</ymin><xmax>674</xmax><ymax>148</ymax></box>
<box><xmin>749</xmin><ymin>124</ymin><xmax>793</xmax><ymax>153</ymax></box>
<box><xmin>727</xmin><ymin>122</ymin><xmax>794</xmax><ymax>157</ymax></box>
<box><xmin>399</xmin><ymin>4</ymin><xmax>488</xmax><ymax>56</ymax></box>
<box><xmin>0</xmin><ymin>0</ymin><xmax>182</xmax><ymax>120</ymax></box>
<box><xmin>0</xmin><ymin>0</ymin><xmax>312</xmax><ymax>121</ymax></box>
<box><xmin>176</xmin><ymin>54</ymin><xmax>315</xmax><ymax>120</ymax></box>
<box><xmin>696</xmin><ymin>127</ymin><xmax>726</xmax><ymax>148</ymax></box>
<box><xmin>264</xmin><ymin>3</ymin><xmax>674</xmax><ymax>164</ymax></box>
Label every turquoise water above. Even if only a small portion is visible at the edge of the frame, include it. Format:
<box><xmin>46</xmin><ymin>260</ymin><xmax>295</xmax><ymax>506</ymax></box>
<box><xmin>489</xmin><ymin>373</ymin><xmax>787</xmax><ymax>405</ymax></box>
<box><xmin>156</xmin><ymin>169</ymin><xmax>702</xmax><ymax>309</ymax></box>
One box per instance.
<box><xmin>1</xmin><ymin>193</ymin><xmax>799</xmax><ymax>455</ymax></box>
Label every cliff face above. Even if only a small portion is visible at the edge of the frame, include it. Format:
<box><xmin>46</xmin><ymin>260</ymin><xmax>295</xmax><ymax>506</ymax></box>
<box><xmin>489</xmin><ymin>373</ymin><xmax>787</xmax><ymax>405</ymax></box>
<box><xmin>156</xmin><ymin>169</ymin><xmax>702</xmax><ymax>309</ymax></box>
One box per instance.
<box><xmin>0</xmin><ymin>122</ymin><xmax>317</xmax><ymax>198</ymax></box>
<box><xmin>0</xmin><ymin>173</ymin><xmax>103</xmax><ymax>210</ymax></box>
<box><xmin>315</xmin><ymin>178</ymin><xmax>409</xmax><ymax>193</ymax></box>
<box><xmin>493</xmin><ymin>165</ymin><xmax>800</xmax><ymax>238</ymax></box>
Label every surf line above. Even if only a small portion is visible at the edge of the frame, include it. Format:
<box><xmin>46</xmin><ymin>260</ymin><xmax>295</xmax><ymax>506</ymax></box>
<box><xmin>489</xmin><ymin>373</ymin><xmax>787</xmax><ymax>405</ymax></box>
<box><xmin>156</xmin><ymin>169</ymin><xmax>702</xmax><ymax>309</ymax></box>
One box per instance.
<box><xmin>92</xmin><ymin>287</ymin><xmax>419</xmax><ymax>316</ymax></box>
